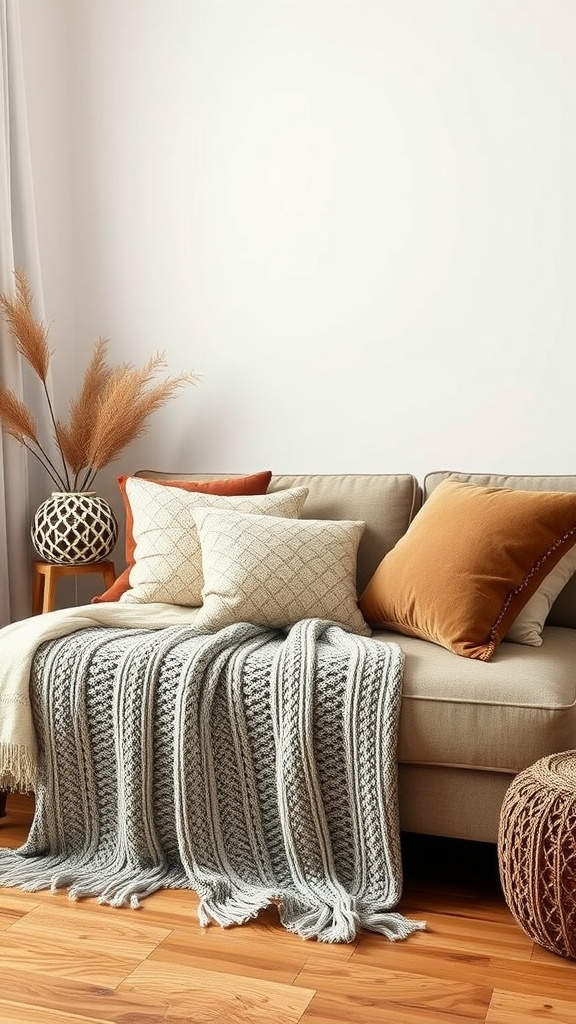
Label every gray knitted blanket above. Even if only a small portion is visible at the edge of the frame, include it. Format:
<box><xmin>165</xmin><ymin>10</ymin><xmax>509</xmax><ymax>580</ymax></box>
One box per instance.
<box><xmin>0</xmin><ymin>617</ymin><xmax>425</xmax><ymax>943</ymax></box>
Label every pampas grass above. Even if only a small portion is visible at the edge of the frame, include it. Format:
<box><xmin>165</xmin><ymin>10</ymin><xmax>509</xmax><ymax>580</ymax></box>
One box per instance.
<box><xmin>0</xmin><ymin>268</ymin><xmax>51</xmax><ymax>381</ymax></box>
<box><xmin>0</xmin><ymin>270</ymin><xmax>198</xmax><ymax>491</ymax></box>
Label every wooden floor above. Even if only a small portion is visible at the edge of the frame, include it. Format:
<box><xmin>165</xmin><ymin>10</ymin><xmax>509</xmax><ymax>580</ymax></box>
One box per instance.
<box><xmin>0</xmin><ymin>794</ymin><xmax>574</xmax><ymax>1023</ymax></box>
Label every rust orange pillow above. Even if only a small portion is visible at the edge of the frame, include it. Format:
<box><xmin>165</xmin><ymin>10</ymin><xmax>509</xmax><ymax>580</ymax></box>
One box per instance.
<box><xmin>93</xmin><ymin>469</ymin><xmax>272</xmax><ymax>603</ymax></box>
<box><xmin>359</xmin><ymin>479</ymin><xmax>576</xmax><ymax>660</ymax></box>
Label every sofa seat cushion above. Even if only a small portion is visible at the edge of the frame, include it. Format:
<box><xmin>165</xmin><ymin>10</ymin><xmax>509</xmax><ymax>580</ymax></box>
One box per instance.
<box><xmin>373</xmin><ymin>626</ymin><xmax>576</xmax><ymax>774</ymax></box>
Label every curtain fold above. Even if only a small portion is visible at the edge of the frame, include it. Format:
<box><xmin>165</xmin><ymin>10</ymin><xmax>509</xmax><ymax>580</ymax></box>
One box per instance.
<box><xmin>0</xmin><ymin>0</ymin><xmax>48</xmax><ymax>625</ymax></box>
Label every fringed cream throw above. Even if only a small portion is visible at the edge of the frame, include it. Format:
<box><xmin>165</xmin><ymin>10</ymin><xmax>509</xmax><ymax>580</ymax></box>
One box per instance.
<box><xmin>0</xmin><ymin>603</ymin><xmax>204</xmax><ymax>792</ymax></box>
<box><xmin>0</xmin><ymin>614</ymin><xmax>425</xmax><ymax>943</ymax></box>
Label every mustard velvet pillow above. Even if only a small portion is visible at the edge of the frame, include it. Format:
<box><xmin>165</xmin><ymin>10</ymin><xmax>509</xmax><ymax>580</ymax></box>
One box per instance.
<box><xmin>359</xmin><ymin>480</ymin><xmax>576</xmax><ymax>661</ymax></box>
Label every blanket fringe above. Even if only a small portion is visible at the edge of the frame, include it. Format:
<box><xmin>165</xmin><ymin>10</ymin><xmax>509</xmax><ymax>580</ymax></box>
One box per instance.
<box><xmin>92</xmin><ymin>862</ymin><xmax>186</xmax><ymax>908</ymax></box>
<box><xmin>0</xmin><ymin>849</ymin><xmax>186</xmax><ymax>908</ymax></box>
<box><xmin>278</xmin><ymin>894</ymin><xmax>355</xmax><ymax>943</ymax></box>
<box><xmin>362</xmin><ymin>909</ymin><xmax>427</xmax><ymax>941</ymax></box>
<box><xmin>279</xmin><ymin>895</ymin><xmax>426</xmax><ymax>943</ymax></box>
<box><xmin>0</xmin><ymin>851</ymin><xmax>427</xmax><ymax>942</ymax></box>
<box><xmin>198</xmin><ymin>891</ymin><xmax>271</xmax><ymax>929</ymax></box>
<box><xmin>0</xmin><ymin>850</ymin><xmax>72</xmax><ymax>893</ymax></box>
<box><xmin>0</xmin><ymin>744</ymin><xmax>36</xmax><ymax>793</ymax></box>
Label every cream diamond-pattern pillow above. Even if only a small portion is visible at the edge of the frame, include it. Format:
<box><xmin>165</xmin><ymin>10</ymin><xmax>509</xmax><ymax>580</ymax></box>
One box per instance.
<box><xmin>121</xmin><ymin>477</ymin><xmax>308</xmax><ymax>606</ymax></box>
<box><xmin>191</xmin><ymin>507</ymin><xmax>371</xmax><ymax>636</ymax></box>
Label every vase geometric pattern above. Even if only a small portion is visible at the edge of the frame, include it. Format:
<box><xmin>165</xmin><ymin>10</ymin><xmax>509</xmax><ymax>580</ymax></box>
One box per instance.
<box><xmin>31</xmin><ymin>492</ymin><xmax>118</xmax><ymax>565</ymax></box>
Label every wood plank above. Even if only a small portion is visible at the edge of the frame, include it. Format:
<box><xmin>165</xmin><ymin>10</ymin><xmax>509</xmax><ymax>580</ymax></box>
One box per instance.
<box><xmin>120</xmin><ymin>958</ymin><xmax>315</xmax><ymax>1023</ymax></box>
<box><xmin>0</xmin><ymin>966</ymin><xmax>169</xmax><ymax>1024</ymax></box>
<box><xmin>356</xmin><ymin>910</ymin><xmax>534</xmax><ymax>962</ymax></box>
<box><xmin>0</xmin><ymin>929</ymin><xmax>151</xmax><ymax>987</ymax></box>
<box><xmin>530</xmin><ymin>942</ymin><xmax>576</xmax><ymax>968</ymax></box>
<box><xmin>486</xmin><ymin>987</ymin><xmax>576</xmax><ymax>1023</ymax></box>
<box><xmin>149</xmin><ymin>924</ymin><xmax>318</xmax><ymax>984</ymax></box>
<box><xmin>0</xmin><ymin>1004</ymin><xmax>112</xmax><ymax>1024</ymax></box>
<box><xmin>296</xmin><ymin>958</ymin><xmax>491</xmax><ymax>1022</ymax></box>
<box><xmin>299</xmin><ymin>991</ymin><xmax>489</xmax><ymax>1024</ymax></box>
<box><xmin>400</xmin><ymin>889</ymin><xmax>512</xmax><ymax>924</ymax></box>
<box><xmin>338</xmin><ymin>941</ymin><xmax>576</xmax><ymax>1001</ymax></box>
<box><xmin>0</xmin><ymin>900</ymin><xmax>171</xmax><ymax>987</ymax></box>
<box><xmin>7</xmin><ymin>901</ymin><xmax>170</xmax><ymax>956</ymax></box>
<box><xmin>146</xmin><ymin>903</ymin><xmax>352</xmax><ymax>977</ymax></box>
<box><xmin>0</xmin><ymin>891</ymin><xmax>41</xmax><ymax>930</ymax></box>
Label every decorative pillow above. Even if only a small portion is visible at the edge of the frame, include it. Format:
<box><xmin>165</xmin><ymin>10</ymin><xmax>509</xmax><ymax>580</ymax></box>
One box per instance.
<box><xmin>191</xmin><ymin>506</ymin><xmax>371</xmax><ymax>636</ymax></box>
<box><xmin>120</xmin><ymin>477</ymin><xmax>309</xmax><ymax>607</ymax></box>
<box><xmin>93</xmin><ymin>469</ymin><xmax>272</xmax><ymax>603</ymax></box>
<box><xmin>504</xmin><ymin>544</ymin><xmax>576</xmax><ymax>646</ymax></box>
<box><xmin>359</xmin><ymin>479</ymin><xmax>576</xmax><ymax>660</ymax></box>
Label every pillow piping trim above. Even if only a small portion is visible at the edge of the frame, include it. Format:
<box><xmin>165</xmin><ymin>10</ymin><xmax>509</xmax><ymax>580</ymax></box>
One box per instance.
<box><xmin>482</xmin><ymin>526</ymin><xmax>576</xmax><ymax>661</ymax></box>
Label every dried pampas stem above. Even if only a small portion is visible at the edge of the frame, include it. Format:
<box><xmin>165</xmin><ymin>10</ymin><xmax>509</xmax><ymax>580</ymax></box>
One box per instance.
<box><xmin>0</xmin><ymin>270</ymin><xmax>199</xmax><ymax>492</ymax></box>
<box><xmin>0</xmin><ymin>387</ymin><xmax>67</xmax><ymax>489</ymax></box>
<box><xmin>0</xmin><ymin>269</ymin><xmax>51</xmax><ymax>381</ymax></box>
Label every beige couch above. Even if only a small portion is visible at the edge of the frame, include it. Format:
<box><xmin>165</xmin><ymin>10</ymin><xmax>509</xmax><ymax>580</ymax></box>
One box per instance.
<box><xmin>141</xmin><ymin>468</ymin><xmax>576</xmax><ymax>845</ymax></box>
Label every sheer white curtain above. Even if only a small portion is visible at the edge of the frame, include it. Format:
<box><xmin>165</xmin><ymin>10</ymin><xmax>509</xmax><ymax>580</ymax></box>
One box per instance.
<box><xmin>0</xmin><ymin>0</ymin><xmax>47</xmax><ymax>625</ymax></box>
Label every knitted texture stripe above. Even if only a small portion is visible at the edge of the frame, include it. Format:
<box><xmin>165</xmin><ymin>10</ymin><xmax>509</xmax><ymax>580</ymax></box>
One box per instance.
<box><xmin>0</xmin><ymin>618</ymin><xmax>425</xmax><ymax>943</ymax></box>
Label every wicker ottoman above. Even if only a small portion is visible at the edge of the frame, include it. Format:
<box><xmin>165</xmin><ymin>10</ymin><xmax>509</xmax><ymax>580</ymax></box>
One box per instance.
<box><xmin>498</xmin><ymin>750</ymin><xmax>576</xmax><ymax>959</ymax></box>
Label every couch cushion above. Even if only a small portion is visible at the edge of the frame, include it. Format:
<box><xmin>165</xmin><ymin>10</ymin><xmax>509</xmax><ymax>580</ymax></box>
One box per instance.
<box><xmin>425</xmin><ymin>471</ymin><xmax>576</xmax><ymax>630</ymax></box>
<box><xmin>267</xmin><ymin>473</ymin><xmax>421</xmax><ymax>593</ymax></box>
<box><xmin>375</xmin><ymin>626</ymin><xmax>576</xmax><ymax>773</ymax></box>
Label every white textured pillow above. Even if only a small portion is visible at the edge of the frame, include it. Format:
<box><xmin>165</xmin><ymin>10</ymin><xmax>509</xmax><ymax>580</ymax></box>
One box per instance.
<box><xmin>121</xmin><ymin>477</ymin><xmax>309</xmax><ymax>607</ymax></box>
<box><xmin>504</xmin><ymin>545</ymin><xmax>576</xmax><ymax>646</ymax></box>
<box><xmin>191</xmin><ymin>506</ymin><xmax>371</xmax><ymax>636</ymax></box>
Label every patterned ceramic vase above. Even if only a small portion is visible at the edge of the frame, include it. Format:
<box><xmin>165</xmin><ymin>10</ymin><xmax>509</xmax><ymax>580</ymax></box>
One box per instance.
<box><xmin>31</xmin><ymin>491</ymin><xmax>118</xmax><ymax>565</ymax></box>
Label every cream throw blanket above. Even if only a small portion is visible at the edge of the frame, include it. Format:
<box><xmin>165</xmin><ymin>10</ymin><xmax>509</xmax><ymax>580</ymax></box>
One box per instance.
<box><xmin>0</xmin><ymin>603</ymin><xmax>202</xmax><ymax>790</ymax></box>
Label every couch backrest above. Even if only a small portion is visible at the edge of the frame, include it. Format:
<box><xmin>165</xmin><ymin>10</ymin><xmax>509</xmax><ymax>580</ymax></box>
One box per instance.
<box><xmin>424</xmin><ymin>470</ymin><xmax>576</xmax><ymax>629</ymax></box>
<box><xmin>137</xmin><ymin>470</ymin><xmax>422</xmax><ymax>595</ymax></box>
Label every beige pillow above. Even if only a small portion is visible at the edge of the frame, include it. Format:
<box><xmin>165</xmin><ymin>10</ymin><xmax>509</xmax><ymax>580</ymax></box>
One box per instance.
<box><xmin>121</xmin><ymin>477</ymin><xmax>308</xmax><ymax>607</ymax></box>
<box><xmin>504</xmin><ymin>544</ymin><xmax>576</xmax><ymax>646</ymax></box>
<box><xmin>359</xmin><ymin>479</ymin><xmax>576</xmax><ymax>660</ymax></box>
<box><xmin>191</xmin><ymin>507</ymin><xmax>371</xmax><ymax>636</ymax></box>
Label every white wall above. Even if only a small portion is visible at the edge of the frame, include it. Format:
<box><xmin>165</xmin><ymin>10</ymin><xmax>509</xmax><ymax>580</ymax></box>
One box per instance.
<box><xmin>18</xmin><ymin>0</ymin><xmax>576</xmax><ymax>507</ymax></box>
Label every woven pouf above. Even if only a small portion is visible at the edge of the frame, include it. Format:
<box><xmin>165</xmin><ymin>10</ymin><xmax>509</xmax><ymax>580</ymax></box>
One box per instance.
<box><xmin>498</xmin><ymin>751</ymin><xmax>576</xmax><ymax>959</ymax></box>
